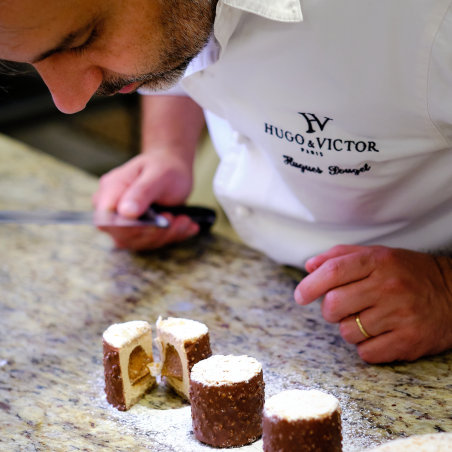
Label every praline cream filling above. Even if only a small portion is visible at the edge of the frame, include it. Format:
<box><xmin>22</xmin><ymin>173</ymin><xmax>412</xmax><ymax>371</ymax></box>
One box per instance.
<box><xmin>161</xmin><ymin>344</ymin><xmax>183</xmax><ymax>379</ymax></box>
<box><xmin>264</xmin><ymin>389</ymin><xmax>340</xmax><ymax>422</ymax></box>
<box><xmin>191</xmin><ymin>355</ymin><xmax>262</xmax><ymax>386</ymax></box>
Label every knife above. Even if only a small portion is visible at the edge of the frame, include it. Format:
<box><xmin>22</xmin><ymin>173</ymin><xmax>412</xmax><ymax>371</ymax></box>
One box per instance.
<box><xmin>0</xmin><ymin>205</ymin><xmax>216</xmax><ymax>232</ymax></box>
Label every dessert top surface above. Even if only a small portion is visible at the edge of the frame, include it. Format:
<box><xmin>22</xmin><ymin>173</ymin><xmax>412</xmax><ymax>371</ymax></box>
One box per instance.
<box><xmin>156</xmin><ymin>316</ymin><xmax>208</xmax><ymax>342</ymax></box>
<box><xmin>368</xmin><ymin>433</ymin><xmax>452</xmax><ymax>451</ymax></box>
<box><xmin>103</xmin><ymin>321</ymin><xmax>152</xmax><ymax>348</ymax></box>
<box><xmin>264</xmin><ymin>389</ymin><xmax>340</xmax><ymax>421</ymax></box>
<box><xmin>190</xmin><ymin>355</ymin><xmax>262</xmax><ymax>386</ymax></box>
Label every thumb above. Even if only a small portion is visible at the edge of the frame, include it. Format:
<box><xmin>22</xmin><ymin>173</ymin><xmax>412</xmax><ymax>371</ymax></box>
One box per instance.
<box><xmin>117</xmin><ymin>168</ymin><xmax>165</xmax><ymax>218</ymax></box>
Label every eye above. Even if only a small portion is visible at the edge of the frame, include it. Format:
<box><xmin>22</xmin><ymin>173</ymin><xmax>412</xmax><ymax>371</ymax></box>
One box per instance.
<box><xmin>70</xmin><ymin>28</ymin><xmax>100</xmax><ymax>57</ymax></box>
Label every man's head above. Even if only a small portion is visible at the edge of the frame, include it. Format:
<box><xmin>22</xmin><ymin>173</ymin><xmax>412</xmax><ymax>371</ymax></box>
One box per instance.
<box><xmin>0</xmin><ymin>0</ymin><xmax>217</xmax><ymax>113</ymax></box>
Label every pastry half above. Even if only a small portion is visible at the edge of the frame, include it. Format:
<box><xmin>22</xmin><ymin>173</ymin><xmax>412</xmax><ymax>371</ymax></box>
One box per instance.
<box><xmin>103</xmin><ymin>320</ymin><xmax>156</xmax><ymax>411</ymax></box>
<box><xmin>155</xmin><ymin>317</ymin><xmax>212</xmax><ymax>400</ymax></box>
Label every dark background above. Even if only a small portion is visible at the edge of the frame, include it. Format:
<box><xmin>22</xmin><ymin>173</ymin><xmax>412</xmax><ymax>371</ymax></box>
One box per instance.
<box><xmin>0</xmin><ymin>64</ymin><xmax>140</xmax><ymax>176</ymax></box>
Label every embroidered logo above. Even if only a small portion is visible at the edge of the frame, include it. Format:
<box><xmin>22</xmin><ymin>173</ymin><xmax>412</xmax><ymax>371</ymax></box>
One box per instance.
<box><xmin>283</xmin><ymin>155</ymin><xmax>323</xmax><ymax>174</ymax></box>
<box><xmin>264</xmin><ymin>112</ymin><xmax>380</xmax><ymax>177</ymax></box>
<box><xmin>329</xmin><ymin>163</ymin><xmax>371</xmax><ymax>176</ymax></box>
<box><xmin>264</xmin><ymin>112</ymin><xmax>380</xmax><ymax>157</ymax></box>
<box><xmin>298</xmin><ymin>112</ymin><xmax>332</xmax><ymax>134</ymax></box>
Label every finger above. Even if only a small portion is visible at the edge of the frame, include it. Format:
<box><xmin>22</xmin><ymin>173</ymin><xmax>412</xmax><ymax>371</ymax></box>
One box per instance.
<box><xmin>111</xmin><ymin>215</ymin><xmax>198</xmax><ymax>251</ymax></box>
<box><xmin>356</xmin><ymin>331</ymin><xmax>416</xmax><ymax>364</ymax></box>
<box><xmin>339</xmin><ymin>309</ymin><xmax>393</xmax><ymax>345</ymax></box>
<box><xmin>96</xmin><ymin>160</ymin><xmax>143</xmax><ymax>212</ymax></box>
<box><xmin>117</xmin><ymin>166</ymin><xmax>166</xmax><ymax>218</ymax></box>
<box><xmin>305</xmin><ymin>245</ymin><xmax>367</xmax><ymax>273</ymax></box>
<box><xmin>113</xmin><ymin>225</ymin><xmax>170</xmax><ymax>250</ymax></box>
<box><xmin>97</xmin><ymin>225</ymin><xmax>151</xmax><ymax>241</ymax></box>
<box><xmin>295</xmin><ymin>250</ymin><xmax>375</xmax><ymax>305</ymax></box>
<box><xmin>146</xmin><ymin>215</ymin><xmax>198</xmax><ymax>248</ymax></box>
<box><xmin>121</xmin><ymin>216</ymin><xmax>198</xmax><ymax>251</ymax></box>
<box><xmin>98</xmin><ymin>213</ymin><xmax>175</xmax><ymax>248</ymax></box>
<box><xmin>164</xmin><ymin>215</ymin><xmax>199</xmax><ymax>241</ymax></box>
<box><xmin>114</xmin><ymin>230</ymin><xmax>166</xmax><ymax>250</ymax></box>
<box><xmin>320</xmin><ymin>279</ymin><xmax>379</xmax><ymax>323</ymax></box>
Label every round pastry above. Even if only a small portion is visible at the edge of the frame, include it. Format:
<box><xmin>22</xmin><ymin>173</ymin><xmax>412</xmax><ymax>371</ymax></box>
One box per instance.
<box><xmin>367</xmin><ymin>433</ymin><xmax>452</xmax><ymax>451</ymax></box>
<box><xmin>190</xmin><ymin>355</ymin><xmax>265</xmax><ymax>448</ymax></box>
<box><xmin>263</xmin><ymin>389</ymin><xmax>342</xmax><ymax>452</ymax></box>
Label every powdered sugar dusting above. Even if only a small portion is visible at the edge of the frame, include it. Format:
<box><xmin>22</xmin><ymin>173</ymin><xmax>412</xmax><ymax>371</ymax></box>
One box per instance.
<box><xmin>264</xmin><ymin>389</ymin><xmax>339</xmax><ymax>421</ymax></box>
<box><xmin>94</xmin><ymin>366</ymin><xmax>379</xmax><ymax>452</ymax></box>
<box><xmin>157</xmin><ymin>317</ymin><xmax>208</xmax><ymax>343</ymax></box>
<box><xmin>95</xmin><ymin>374</ymin><xmax>262</xmax><ymax>451</ymax></box>
<box><xmin>263</xmin><ymin>369</ymin><xmax>380</xmax><ymax>452</ymax></box>
<box><xmin>191</xmin><ymin>355</ymin><xmax>261</xmax><ymax>386</ymax></box>
<box><xmin>103</xmin><ymin>320</ymin><xmax>152</xmax><ymax>348</ymax></box>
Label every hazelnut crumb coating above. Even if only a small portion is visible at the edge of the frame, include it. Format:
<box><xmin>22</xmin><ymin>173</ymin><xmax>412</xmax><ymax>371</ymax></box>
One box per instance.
<box><xmin>190</xmin><ymin>355</ymin><xmax>265</xmax><ymax>448</ymax></box>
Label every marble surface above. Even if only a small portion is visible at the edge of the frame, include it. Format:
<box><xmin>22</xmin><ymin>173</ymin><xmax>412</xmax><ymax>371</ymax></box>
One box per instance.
<box><xmin>0</xmin><ymin>133</ymin><xmax>451</xmax><ymax>452</ymax></box>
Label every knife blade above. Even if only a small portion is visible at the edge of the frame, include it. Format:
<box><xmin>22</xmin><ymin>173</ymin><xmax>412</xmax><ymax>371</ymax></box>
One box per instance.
<box><xmin>0</xmin><ymin>208</ymin><xmax>169</xmax><ymax>227</ymax></box>
<box><xmin>0</xmin><ymin>205</ymin><xmax>216</xmax><ymax>231</ymax></box>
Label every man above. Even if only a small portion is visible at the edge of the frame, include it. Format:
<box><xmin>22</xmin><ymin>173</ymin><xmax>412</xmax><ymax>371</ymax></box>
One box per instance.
<box><xmin>1</xmin><ymin>0</ymin><xmax>452</xmax><ymax>364</ymax></box>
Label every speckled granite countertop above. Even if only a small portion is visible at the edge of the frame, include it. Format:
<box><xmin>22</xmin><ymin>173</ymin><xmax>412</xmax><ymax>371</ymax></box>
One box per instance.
<box><xmin>0</xmin><ymin>134</ymin><xmax>451</xmax><ymax>452</ymax></box>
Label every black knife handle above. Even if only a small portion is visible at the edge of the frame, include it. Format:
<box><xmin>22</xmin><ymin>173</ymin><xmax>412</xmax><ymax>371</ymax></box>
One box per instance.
<box><xmin>150</xmin><ymin>204</ymin><xmax>216</xmax><ymax>234</ymax></box>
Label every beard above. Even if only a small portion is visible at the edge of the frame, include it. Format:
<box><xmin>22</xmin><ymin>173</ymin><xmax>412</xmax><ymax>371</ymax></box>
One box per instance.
<box><xmin>95</xmin><ymin>0</ymin><xmax>218</xmax><ymax>96</ymax></box>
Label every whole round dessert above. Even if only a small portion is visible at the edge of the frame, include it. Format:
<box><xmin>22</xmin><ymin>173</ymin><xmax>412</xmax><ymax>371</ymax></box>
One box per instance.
<box><xmin>263</xmin><ymin>389</ymin><xmax>342</xmax><ymax>452</ymax></box>
<box><xmin>189</xmin><ymin>355</ymin><xmax>265</xmax><ymax>448</ymax></box>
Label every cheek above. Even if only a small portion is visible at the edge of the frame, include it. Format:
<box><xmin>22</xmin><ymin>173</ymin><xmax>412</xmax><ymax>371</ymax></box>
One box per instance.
<box><xmin>97</xmin><ymin>1</ymin><xmax>164</xmax><ymax>76</ymax></box>
<box><xmin>91</xmin><ymin>36</ymin><xmax>161</xmax><ymax>76</ymax></box>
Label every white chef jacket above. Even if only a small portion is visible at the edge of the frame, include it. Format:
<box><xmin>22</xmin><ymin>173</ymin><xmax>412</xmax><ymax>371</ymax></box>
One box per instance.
<box><xmin>141</xmin><ymin>0</ymin><xmax>452</xmax><ymax>268</ymax></box>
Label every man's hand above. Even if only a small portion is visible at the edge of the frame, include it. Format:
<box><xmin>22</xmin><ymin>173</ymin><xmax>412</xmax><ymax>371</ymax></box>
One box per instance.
<box><xmin>92</xmin><ymin>152</ymin><xmax>199</xmax><ymax>250</ymax></box>
<box><xmin>92</xmin><ymin>95</ymin><xmax>206</xmax><ymax>251</ymax></box>
<box><xmin>294</xmin><ymin>245</ymin><xmax>452</xmax><ymax>363</ymax></box>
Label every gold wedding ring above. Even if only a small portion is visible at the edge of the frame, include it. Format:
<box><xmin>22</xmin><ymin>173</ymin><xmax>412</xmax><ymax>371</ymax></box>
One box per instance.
<box><xmin>355</xmin><ymin>313</ymin><xmax>372</xmax><ymax>339</ymax></box>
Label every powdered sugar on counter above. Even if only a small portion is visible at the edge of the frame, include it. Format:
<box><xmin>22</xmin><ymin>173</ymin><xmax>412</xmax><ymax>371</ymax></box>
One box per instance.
<box><xmin>94</xmin><ymin>368</ymin><xmax>377</xmax><ymax>452</ymax></box>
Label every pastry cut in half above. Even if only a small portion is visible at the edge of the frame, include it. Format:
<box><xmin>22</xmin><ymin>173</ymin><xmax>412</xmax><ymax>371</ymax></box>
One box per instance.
<box><xmin>103</xmin><ymin>320</ymin><xmax>156</xmax><ymax>411</ymax></box>
<box><xmin>155</xmin><ymin>316</ymin><xmax>212</xmax><ymax>400</ymax></box>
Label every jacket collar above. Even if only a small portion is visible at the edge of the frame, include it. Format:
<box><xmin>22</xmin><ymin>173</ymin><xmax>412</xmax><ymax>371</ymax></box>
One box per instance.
<box><xmin>222</xmin><ymin>0</ymin><xmax>303</xmax><ymax>22</ymax></box>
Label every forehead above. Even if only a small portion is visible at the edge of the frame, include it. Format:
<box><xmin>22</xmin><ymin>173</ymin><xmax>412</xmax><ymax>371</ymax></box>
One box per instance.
<box><xmin>0</xmin><ymin>0</ymin><xmax>99</xmax><ymax>61</ymax></box>
<box><xmin>0</xmin><ymin>0</ymin><xmax>95</xmax><ymax>28</ymax></box>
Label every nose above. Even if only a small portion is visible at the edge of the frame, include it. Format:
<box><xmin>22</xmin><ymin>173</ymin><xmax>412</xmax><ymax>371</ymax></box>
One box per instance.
<box><xmin>35</xmin><ymin>56</ymin><xmax>103</xmax><ymax>114</ymax></box>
